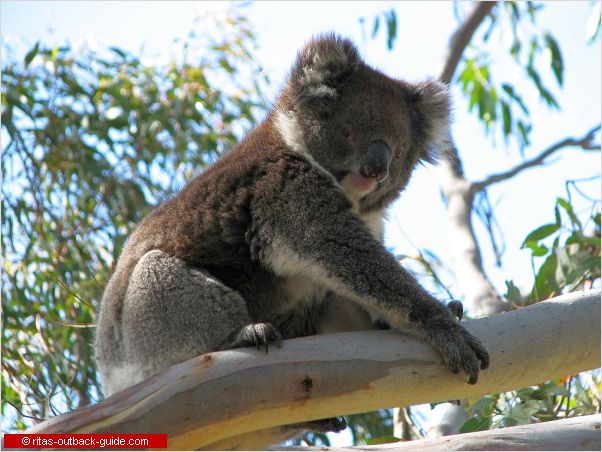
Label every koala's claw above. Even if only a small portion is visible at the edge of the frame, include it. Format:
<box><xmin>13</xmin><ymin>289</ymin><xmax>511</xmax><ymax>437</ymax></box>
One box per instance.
<box><xmin>231</xmin><ymin>322</ymin><xmax>283</xmax><ymax>353</ymax></box>
<box><xmin>447</xmin><ymin>300</ymin><xmax>464</xmax><ymax>321</ymax></box>
<box><xmin>430</xmin><ymin>318</ymin><xmax>490</xmax><ymax>385</ymax></box>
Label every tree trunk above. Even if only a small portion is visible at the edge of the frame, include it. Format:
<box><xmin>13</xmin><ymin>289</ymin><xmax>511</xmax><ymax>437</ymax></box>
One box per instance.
<box><xmin>27</xmin><ymin>290</ymin><xmax>600</xmax><ymax>450</ymax></box>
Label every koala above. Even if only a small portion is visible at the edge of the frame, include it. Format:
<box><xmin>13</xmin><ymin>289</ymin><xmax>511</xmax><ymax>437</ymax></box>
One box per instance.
<box><xmin>95</xmin><ymin>34</ymin><xmax>488</xmax><ymax>444</ymax></box>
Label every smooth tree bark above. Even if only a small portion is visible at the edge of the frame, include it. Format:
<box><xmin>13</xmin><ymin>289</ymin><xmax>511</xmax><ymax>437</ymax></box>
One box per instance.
<box><xmin>423</xmin><ymin>1</ymin><xmax>600</xmax><ymax>435</ymax></box>
<box><xmin>25</xmin><ymin>290</ymin><xmax>600</xmax><ymax>450</ymax></box>
<box><xmin>436</xmin><ymin>0</ymin><xmax>601</xmax><ymax>321</ymax></box>
<box><xmin>436</xmin><ymin>0</ymin><xmax>513</xmax><ymax>316</ymax></box>
<box><xmin>278</xmin><ymin>414</ymin><xmax>601</xmax><ymax>451</ymax></box>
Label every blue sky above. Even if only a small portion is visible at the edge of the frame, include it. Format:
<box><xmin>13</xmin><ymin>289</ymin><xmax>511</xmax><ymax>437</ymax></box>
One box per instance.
<box><xmin>2</xmin><ymin>0</ymin><xmax>601</xmax><ymax>441</ymax></box>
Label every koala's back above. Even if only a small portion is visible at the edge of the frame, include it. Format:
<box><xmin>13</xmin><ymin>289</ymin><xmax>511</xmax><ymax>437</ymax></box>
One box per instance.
<box><xmin>94</xmin><ymin>118</ymin><xmax>345</xmax><ymax>394</ymax></box>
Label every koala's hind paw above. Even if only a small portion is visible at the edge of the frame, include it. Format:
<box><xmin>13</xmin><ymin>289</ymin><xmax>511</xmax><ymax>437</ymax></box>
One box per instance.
<box><xmin>228</xmin><ymin>323</ymin><xmax>283</xmax><ymax>353</ymax></box>
<box><xmin>298</xmin><ymin>416</ymin><xmax>347</xmax><ymax>433</ymax></box>
<box><xmin>430</xmin><ymin>319</ymin><xmax>489</xmax><ymax>385</ymax></box>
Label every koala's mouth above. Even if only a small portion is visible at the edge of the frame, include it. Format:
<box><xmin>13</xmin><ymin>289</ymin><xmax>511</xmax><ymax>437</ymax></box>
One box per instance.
<box><xmin>339</xmin><ymin>170</ymin><xmax>384</xmax><ymax>198</ymax></box>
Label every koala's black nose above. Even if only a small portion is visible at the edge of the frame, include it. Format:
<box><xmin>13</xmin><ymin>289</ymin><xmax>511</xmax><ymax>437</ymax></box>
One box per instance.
<box><xmin>360</xmin><ymin>141</ymin><xmax>390</xmax><ymax>181</ymax></box>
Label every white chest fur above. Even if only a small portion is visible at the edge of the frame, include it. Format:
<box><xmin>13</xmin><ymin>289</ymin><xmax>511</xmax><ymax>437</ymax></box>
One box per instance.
<box><xmin>359</xmin><ymin>209</ymin><xmax>386</xmax><ymax>242</ymax></box>
<box><xmin>279</xmin><ymin>274</ymin><xmax>329</xmax><ymax>312</ymax></box>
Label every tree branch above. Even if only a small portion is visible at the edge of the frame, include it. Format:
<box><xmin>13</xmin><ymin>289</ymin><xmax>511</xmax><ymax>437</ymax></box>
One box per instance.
<box><xmin>277</xmin><ymin>415</ymin><xmax>601</xmax><ymax>451</ymax></box>
<box><xmin>473</xmin><ymin>125</ymin><xmax>602</xmax><ymax>191</ymax></box>
<box><xmin>431</xmin><ymin>1</ymin><xmax>511</xmax><ymax>323</ymax></box>
<box><xmin>439</xmin><ymin>2</ymin><xmax>496</xmax><ymax>84</ymax></box>
<box><xmin>26</xmin><ymin>290</ymin><xmax>601</xmax><ymax>450</ymax></box>
<box><xmin>437</xmin><ymin>1</ymin><xmax>496</xmax><ymax>175</ymax></box>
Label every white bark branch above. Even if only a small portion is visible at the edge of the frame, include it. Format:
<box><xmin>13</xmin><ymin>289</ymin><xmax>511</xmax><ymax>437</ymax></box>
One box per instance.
<box><xmin>433</xmin><ymin>1</ymin><xmax>512</xmax><ymax>317</ymax></box>
<box><xmin>429</xmin><ymin>1</ymin><xmax>507</xmax><ymax>435</ymax></box>
<box><xmin>278</xmin><ymin>414</ymin><xmax>601</xmax><ymax>451</ymax></box>
<box><xmin>438</xmin><ymin>158</ymin><xmax>512</xmax><ymax>316</ymax></box>
<box><xmin>473</xmin><ymin>125</ymin><xmax>602</xmax><ymax>191</ymax></box>
<box><xmin>27</xmin><ymin>290</ymin><xmax>601</xmax><ymax>450</ymax></box>
<box><xmin>439</xmin><ymin>2</ymin><xmax>497</xmax><ymax>84</ymax></box>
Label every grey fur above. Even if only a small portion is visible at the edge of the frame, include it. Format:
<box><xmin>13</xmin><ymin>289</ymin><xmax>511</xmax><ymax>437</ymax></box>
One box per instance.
<box><xmin>95</xmin><ymin>34</ymin><xmax>489</xmax><ymax>437</ymax></box>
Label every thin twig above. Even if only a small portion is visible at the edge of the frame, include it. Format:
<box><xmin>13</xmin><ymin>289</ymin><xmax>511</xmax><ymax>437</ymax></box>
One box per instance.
<box><xmin>566</xmin><ymin>175</ymin><xmax>602</xmax><ymax>203</ymax></box>
<box><xmin>473</xmin><ymin>125</ymin><xmax>601</xmax><ymax>191</ymax></box>
<box><xmin>392</xmin><ymin>216</ymin><xmax>456</xmax><ymax>301</ymax></box>
<box><xmin>3</xmin><ymin>400</ymin><xmax>46</xmax><ymax>422</ymax></box>
<box><xmin>47</xmin><ymin>318</ymin><xmax>96</xmax><ymax>329</ymax></box>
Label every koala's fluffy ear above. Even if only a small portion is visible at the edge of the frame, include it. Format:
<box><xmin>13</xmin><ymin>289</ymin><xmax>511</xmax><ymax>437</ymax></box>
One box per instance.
<box><xmin>407</xmin><ymin>80</ymin><xmax>452</xmax><ymax>162</ymax></box>
<box><xmin>289</xmin><ymin>34</ymin><xmax>360</xmax><ymax>109</ymax></box>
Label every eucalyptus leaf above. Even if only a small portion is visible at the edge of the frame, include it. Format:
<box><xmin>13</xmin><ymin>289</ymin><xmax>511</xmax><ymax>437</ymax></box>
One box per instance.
<box><xmin>522</xmin><ymin>223</ymin><xmax>559</xmax><ymax>246</ymax></box>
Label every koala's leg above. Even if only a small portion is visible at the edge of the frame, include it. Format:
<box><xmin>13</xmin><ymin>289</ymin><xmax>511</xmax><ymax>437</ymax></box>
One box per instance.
<box><xmin>316</xmin><ymin>294</ymin><xmax>375</xmax><ymax>334</ymax></box>
<box><xmin>106</xmin><ymin>250</ymin><xmax>255</xmax><ymax>395</ymax></box>
<box><xmin>272</xmin><ymin>293</ymin><xmax>374</xmax><ymax>340</ymax></box>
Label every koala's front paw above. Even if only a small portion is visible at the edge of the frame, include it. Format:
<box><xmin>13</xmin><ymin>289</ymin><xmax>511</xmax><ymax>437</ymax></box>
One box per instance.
<box><xmin>430</xmin><ymin>319</ymin><xmax>489</xmax><ymax>385</ymax></box>
<box><xmin>230</xmin><ymin>322</ymin><xmax>283</xmax><ymax>353</ymax></box>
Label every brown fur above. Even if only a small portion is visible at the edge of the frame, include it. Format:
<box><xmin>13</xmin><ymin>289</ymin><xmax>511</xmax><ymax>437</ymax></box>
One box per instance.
<box><xmin>95</xmin><ymin>36</ymin><xmax>488</xmax><ymax>434</ymax></box>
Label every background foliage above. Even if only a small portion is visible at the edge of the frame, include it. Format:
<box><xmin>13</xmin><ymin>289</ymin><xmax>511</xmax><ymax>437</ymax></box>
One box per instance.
<box><xmin>1</xmin><ymin>0</ymin><xmax>600</xmax><ymax>444</ymax></box>
<box><xmin>2</xmin><ymin>10</ymin><xmax>266</xmax><ymax>429</ymax></box>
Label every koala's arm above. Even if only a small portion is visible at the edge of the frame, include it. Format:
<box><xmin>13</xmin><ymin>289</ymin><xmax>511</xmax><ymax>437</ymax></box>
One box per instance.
<box><xmin>252</xmin><ymin>158</ymin><xmax>489</xmax><ymax>383</ymax></box>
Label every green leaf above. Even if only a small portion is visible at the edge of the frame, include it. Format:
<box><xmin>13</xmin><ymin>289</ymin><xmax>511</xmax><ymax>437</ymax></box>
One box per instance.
<box><xmin>501</xmin><ymin>415</ymin><xmax>519</xmax><ymax>427</ymax></box>
<box><xmin>526</xmin><ymin>1</ymin><xmax>538</xmax><ymax>22</ymax></box>
<box><xmin>532</xmin><ymin>244</ymin><xmax>549</xmax><ymax>257</ymax></box>
<box><xmin>385</xmin><ymin>10</ymin><xmax>397</xmax><ymax>51</ymax></box>
<box><xmin>24</xmin><ymin>42</ymin><xmax>40</xmax><ymax>67</ymax></box>
<box><xmin>508</xmin><ymin>403</ymin><xmax>534</xmax><ymax>425</ymax></box>
<box><xmin>543</xmin><ymin>32</ymin><xmax>563</xmax><ymax>86</ymax></box>
<box><xmin>367</xmin><ymin>436</ymin><xmax>400</xmax><ymax>445</ymax></box>
<box><xmin>517</xmin><ymin>121</ymin><xmax>531</xmax><ymax>149</ymax></box>
<box><xmin>508</xmin><ymin>2</ymin><xmax>520</xmax><ymax>22</ymax></box>
<box><xmin>372</xmin><ymin>15</ymin><xmax>380</xmax><ymax>38</ymax></box>
<box><xmin>109</xmin><ymin>47</ymin><xmax>127</xmax><ymax>59</ymax></box>
<box><xmin>510</xmin><ymin>39</ymin><xmax>521</xmax><ymax>59</ymax></box>
<box><xmin>471</xmin><ymin>395</ymin><xmax>496</xmax><ymax>417</ymax></box>
<box><xmin>584</xmin><ymin>236</ymin><xmax>601</xmax><ymax>249</ymax></box>
<box><xmin>469</xmin><ymin>84</ymin><xmax>482</xmax><ymax>113</ymax></box>
<box><xmin>532</xmin><ymin>253</ymin><xmax>559</xmax><ymax>300</ymax></box>
<box><xmin>501</xmin><ymin>84</ymin><xmax>529</xmax><ymax>115</ymax></box>
<box><xmin>522</xmin><ymin>223</ymin><xmax>559</xmax><ymax>246</ymax></box>
<box><xmin>527</xmin><ymin>37</ymin><xmax>538</xmax><ymax>68</ymax></box>
<box><xmin>458</xmin><ymin>62</ymin><xmax>473</xmax><ymax>90</ymax></box>
<box><xmin>556</xmin><ymin>197</ymin><xmax>582</xmax><ymax>228</ymax></box>
<box><xmin>526</xmin><ymin>65</ymin><xmax>559</xmax><ymax>109</ymax></box>
<box><xmin>565</xmin><ymin>255</ymin><xmax>601</xmax><ymax>284</ymax></box>
<box><xmin>504</xmin><ymin>280</ymin><xmax>523</xmax><ymax>304</ymax></box>
<box><xmin>460</xmin><ymin>416</ymin><xmax>490</xmax><ymax>433</ymax></box>
<box><xmin>555</xmin><ymin>246</ymin><xmax>574</xmax><ymax>283</ymax></box>
<box><xmin>501</xmin><ymin>100</ymin><xmax>512</xmax><ymax>137</ymax></box>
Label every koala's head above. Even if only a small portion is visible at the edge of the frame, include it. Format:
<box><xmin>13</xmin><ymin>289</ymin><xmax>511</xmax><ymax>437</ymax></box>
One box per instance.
<box><xmin>275</xmin><ymin>34</ymin><xmax>451</xmax><ymax>214</ymax></box>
